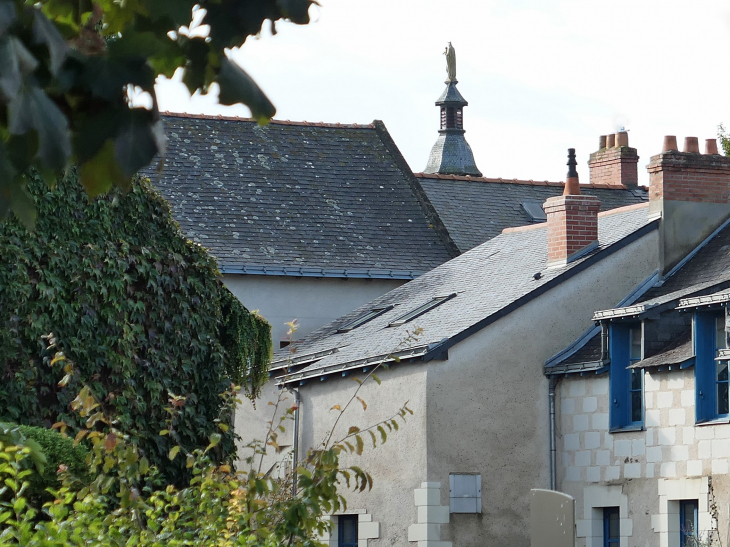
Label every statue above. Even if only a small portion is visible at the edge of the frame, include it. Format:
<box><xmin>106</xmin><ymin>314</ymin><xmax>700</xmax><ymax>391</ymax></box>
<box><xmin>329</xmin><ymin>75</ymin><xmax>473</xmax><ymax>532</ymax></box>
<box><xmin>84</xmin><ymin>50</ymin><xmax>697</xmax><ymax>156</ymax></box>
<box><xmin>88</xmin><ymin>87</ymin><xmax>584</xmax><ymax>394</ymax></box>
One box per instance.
<box><xmin>444</xmin><ymin>42</ymin><xmax>456</xmax><ymax>82</ymax></box>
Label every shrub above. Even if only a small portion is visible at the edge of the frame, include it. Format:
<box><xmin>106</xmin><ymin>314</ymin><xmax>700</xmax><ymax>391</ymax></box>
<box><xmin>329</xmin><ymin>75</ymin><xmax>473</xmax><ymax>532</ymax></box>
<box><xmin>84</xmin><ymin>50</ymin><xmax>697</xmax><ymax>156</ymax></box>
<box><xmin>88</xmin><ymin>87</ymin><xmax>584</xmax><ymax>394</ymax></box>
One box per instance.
<box><xmin>17</xmin><ymin>426</ymin><xmax>88</xmax><ymax>503</ymax></box>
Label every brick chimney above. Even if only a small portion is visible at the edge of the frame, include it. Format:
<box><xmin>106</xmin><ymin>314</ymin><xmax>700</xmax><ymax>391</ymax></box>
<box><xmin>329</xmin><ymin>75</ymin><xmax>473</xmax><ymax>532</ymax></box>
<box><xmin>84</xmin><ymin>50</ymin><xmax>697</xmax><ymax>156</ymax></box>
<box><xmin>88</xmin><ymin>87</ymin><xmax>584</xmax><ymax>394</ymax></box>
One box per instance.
<box><xmin>544</xmin><ymin>149</ymin><xmax>601</xmax><ymax>267</ymax></box>
<box><xmin>588</xmin><ymin>131</ymin><xmax>639</xmax><ymax>187</ymax></box>
<box><xmin>648</xmin><ymin>135</ymin><xmax>730</xmax><ymax>272</ymax></box>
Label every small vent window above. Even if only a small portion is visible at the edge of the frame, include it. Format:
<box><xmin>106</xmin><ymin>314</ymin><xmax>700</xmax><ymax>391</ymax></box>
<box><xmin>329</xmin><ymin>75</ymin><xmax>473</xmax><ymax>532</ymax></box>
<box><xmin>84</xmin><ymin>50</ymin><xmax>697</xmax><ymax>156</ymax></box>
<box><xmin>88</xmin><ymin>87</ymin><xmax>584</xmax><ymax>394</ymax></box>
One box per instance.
<box><xmin>450</xmin><ymin>473</ymin><xmax>481</xmax><ymax>514</ymax></box>
<box><xmin>337</xmin><ymin>306</ymin><xmax>393</xmax><ymax>333</ymax></box>
<box><xmin>388</xmin><ymin>294</ymin><xmax>456</xmax><ymax>327</ymax></box>
<box><xmin>521</xmin><ymin>201</ymin><xmax>547</xmax><ymax>222</ymax></box>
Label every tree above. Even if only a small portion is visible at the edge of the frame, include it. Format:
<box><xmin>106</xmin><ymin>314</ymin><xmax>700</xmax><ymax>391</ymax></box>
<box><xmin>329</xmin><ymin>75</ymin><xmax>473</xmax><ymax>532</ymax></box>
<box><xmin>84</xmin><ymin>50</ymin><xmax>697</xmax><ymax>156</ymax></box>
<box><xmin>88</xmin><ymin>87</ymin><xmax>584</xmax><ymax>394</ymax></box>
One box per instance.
<box><xmin>0</xmin><ymin>0</ymin><xmax>318</xmax><ymax>227</ymax></box>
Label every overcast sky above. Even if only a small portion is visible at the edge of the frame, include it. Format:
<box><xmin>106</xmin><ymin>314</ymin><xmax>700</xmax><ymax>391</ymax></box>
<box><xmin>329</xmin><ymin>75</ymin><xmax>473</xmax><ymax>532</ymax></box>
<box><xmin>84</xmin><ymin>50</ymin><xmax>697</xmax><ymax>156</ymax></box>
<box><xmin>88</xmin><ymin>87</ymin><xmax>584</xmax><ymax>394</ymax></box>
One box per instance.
<box><xmin>157</xmin><ymin>0</ymin><xmax>730</xmax><ymax>186</ymax></box>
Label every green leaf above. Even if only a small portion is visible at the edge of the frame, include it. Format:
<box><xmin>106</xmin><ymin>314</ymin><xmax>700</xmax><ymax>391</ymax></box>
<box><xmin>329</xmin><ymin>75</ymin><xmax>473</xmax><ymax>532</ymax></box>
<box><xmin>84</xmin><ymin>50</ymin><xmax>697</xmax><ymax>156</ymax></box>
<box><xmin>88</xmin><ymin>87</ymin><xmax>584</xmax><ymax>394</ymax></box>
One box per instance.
<box><xmin>372</xmin><ymin>374</ymin><xmax>381</xmax><ymax>385</ymax></box>
<box><xmin>139</xmin><ymin>457</ymin><xmax>149</xmax><ymax>474</ymax></box>
<box><xmin>0</xmin><ymin>141</ymin><xmax>18</xmax><ymax>218</ymax></box>
<box><xmin>7</xmin><ymin>84</ymin><xmax>70</xmax><ymax>170</ymax></box>
<box><xmin>208</xmin><ymin>432</ymin><xmax>221</xmax><ymax>447</ymax></box>
<box><xmin>79</xmin><ymin>139</ymin><xmax>125</xmax><ymax>197</ymax></box>
<box><xmin>114</xmin><ymin>109</ymin><xmax>164</xmax><ymax>179</ymax></box>
<box><xmin>0</xmin><ymin>36</ymin><xmax>38</xmax><ymax>103</ymax></box>
<box><xmin>0</xmin><ymin>1</ymin><xmax>16</xmax><ymax>38</ymax></box>
<box><xmin>168</xmin><ymin>445</ymin><xmax>180</xmax><ymax>460</ymax></box>
<box><xmin>276</xmin><ymin>0</ymin><xmax>318</xmax><ymax>25</ymax></box>
<box><xmin>217</xmin><ymin>56</ymin><xmax>275</xmax><ymax>124</ymax></box>
<box><xmin>32</xmin><ymin>8</ymin><xmax>69</xmax><ymax>75</ymax></box>
<box><xmin>355</xmin><ymin>435</ymin><xmax>363</xmax><ymax>455</ymax></box>
<box><xmin>347</xmin><ymin>426</ymin><xmax>359</xmax><ymax>436</ymax></box>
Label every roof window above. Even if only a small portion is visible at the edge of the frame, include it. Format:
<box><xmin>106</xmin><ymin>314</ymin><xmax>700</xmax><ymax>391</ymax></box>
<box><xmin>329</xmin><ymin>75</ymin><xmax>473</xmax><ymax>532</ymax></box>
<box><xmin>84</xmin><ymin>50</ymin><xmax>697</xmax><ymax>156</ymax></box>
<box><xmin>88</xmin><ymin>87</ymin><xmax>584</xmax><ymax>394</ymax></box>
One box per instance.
<box><xmin>337</xmin><ymin>306</ymin><xmax>393</xmax><ymax>333</ymax></box>
<box><xmin>388</xmin><ymin>294</ymin><xmax>457</xmax><ymax>327</ymax></box>
<box><xmin>521</xmin><ymin>201</ymin><xmax>547</xmax><ymax>222</ymax></box>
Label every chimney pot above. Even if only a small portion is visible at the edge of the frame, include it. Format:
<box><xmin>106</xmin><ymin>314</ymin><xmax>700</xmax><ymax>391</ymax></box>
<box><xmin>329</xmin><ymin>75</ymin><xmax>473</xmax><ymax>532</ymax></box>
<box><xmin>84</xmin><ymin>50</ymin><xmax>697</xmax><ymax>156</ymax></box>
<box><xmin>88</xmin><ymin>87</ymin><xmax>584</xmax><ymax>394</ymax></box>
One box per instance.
<box><xmin>598</xmin><ymin>135</ymin><xmax>607</xmax><ymax>149</ymax></box>
<box><xmin>706</xmin><ymin>139</ymin><xmax>719</xmax><ymax>155</ymax></box>
<box><xmin>606</xmin><ymin>134</ymin><xmax>616</xmax><ymax>148</ymax></box>
<box><xmin>662</xmin><ymin>135</ymin><xmax>678</xmax><ymax>152</ymax></box>
<box><xmin>615</xmin><ymin>131</ymin><xmax>629</xmax><ymax>147</ymax></box>
<box><xmin>564</xmin><ymin>148</ymin><xmax>580</xmax><ymax>195</ymax></box>
<box><xmin>684</xmin><ymin>137</ymin><xmax>700</xmax><ymax>154</ymax></box>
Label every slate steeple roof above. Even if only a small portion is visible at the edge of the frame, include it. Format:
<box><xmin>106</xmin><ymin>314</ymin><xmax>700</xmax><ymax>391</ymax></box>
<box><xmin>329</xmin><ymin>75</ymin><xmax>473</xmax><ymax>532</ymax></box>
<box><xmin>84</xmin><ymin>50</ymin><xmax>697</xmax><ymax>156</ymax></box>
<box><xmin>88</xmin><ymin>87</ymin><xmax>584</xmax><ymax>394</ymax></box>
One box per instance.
<box><xmin>423</xmin><ymin>80</ymin><xmax>482</xmax><ymax>177</ymax></box>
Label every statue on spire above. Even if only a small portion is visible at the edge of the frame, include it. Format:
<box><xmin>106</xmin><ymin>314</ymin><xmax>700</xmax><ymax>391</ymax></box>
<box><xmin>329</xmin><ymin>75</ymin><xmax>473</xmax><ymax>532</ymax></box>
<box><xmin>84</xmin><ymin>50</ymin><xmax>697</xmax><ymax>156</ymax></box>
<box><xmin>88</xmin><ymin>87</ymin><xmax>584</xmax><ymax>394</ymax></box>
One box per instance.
<box><xmin>444</xmin><ymin>42</ymin><xmax>456</xmax><ymax>83</ymax></box>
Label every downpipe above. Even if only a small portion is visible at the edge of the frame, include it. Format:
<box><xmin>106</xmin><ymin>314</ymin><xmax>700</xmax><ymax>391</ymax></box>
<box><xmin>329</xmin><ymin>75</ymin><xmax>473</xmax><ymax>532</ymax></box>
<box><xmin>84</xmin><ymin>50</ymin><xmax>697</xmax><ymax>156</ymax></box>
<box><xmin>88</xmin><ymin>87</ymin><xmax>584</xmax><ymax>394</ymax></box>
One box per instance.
<box><xmin>287</xmin><ymin>387</ymin><xmax>301</xmax><ymax>497</ymax></box>
<box><xmin>549</xmin><ymin>376</ymin><xmax>559</xmax><ymax>491</ymax></box>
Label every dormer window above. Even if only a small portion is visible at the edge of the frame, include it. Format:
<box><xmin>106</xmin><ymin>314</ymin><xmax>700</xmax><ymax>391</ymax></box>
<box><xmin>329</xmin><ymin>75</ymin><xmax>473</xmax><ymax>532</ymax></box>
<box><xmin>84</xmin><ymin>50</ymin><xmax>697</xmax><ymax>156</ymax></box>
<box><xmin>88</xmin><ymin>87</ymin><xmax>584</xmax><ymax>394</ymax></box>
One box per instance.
<box><xmin>609</xmin><ymin>323</ymin><xmax>644</xmax><ymax>431</ymax></box>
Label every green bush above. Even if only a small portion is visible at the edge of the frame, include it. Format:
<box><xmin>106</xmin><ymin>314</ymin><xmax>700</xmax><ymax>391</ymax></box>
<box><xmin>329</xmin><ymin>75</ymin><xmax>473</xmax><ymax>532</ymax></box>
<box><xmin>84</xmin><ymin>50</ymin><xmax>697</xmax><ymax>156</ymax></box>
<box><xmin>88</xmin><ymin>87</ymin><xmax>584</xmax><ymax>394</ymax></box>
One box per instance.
<box><xmin>0</xmin><ymin>170</ymin><xmax>272</xmax><ymax>483</ymax></box>
<box><xmin>17</xmin><ymin>426</ymin><xmax>88</xmax><ymax>502</ymax></box>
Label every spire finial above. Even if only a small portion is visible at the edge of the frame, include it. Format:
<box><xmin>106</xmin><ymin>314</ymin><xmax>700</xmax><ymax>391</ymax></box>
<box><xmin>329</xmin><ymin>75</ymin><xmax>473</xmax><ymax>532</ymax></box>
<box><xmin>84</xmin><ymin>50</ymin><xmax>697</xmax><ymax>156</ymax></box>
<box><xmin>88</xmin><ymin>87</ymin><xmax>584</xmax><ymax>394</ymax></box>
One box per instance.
<box><xmin>444</xmin><ymin>42</ymin><xmax>456</xmax><ymax>83</ymax></box>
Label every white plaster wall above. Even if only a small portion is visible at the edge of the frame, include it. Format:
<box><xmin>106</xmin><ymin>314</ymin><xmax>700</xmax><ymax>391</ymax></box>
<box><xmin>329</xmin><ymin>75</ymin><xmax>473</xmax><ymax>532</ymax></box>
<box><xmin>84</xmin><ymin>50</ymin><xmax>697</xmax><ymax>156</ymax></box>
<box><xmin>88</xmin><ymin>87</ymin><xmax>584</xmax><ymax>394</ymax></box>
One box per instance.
<box><xmin>223</xmin><ymin>274</ymin><xmax>404</xmax><ymax>344</ymax></box>
<box><xmin>295</xmin><ymin>363</ymin><xmax>429</xmax><ymax>547</ymax></box>
<box><xmin>558</xmin><ymin>369</ymin><xmax>730</xmax><ymax>547</ymax></box>
<box><xmin>425</xmin><ymin>229</ymin><xmax>660</xmax><ymax>547</ymax></box>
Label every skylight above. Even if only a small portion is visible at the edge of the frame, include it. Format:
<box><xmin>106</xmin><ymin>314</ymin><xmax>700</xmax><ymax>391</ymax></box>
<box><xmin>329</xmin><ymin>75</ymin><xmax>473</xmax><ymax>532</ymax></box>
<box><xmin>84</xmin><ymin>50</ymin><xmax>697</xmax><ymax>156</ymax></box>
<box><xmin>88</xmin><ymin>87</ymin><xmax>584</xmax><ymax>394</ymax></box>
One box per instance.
<box><xmin>522</xmin><ymin>201</ymin><xmax>547</xmax><ymax>222</ymax></box>
<box><xmin>337</xmin><ymin>306</ymin><xmax>393</xmax><ymax>333</ymax></box>
<box><xmin>388</xmin><ymin>294</ymin><xmax>457</xmax><ymax>327</ymax></box>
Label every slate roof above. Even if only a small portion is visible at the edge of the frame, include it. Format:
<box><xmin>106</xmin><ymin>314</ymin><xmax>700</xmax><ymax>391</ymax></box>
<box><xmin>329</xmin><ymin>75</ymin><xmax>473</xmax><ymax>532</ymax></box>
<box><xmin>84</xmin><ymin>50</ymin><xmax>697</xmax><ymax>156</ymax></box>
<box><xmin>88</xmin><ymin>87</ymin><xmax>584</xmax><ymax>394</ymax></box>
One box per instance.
<box><xmin>145</xmin><ymin>113</ymin><xmax>456</xmax><ymax>279</ymax></box>
<box><xmin>628</xmin><ymin>333</ymin><xmax>692</xmax><ymax>369</ymax></box>
<box><xmin>549</xmin><ymin>218</ymin><xmax>730</xmax><ymax>373</ymax></box>
<box><xmin>417</xmin><ymin>173</ymin><xmax>649</xmax><ymax>252</ymax></box>
<box><xmin>271</xmin><ymin>204</ymin><xmax>658</xmax><ymax>384</ymax></box>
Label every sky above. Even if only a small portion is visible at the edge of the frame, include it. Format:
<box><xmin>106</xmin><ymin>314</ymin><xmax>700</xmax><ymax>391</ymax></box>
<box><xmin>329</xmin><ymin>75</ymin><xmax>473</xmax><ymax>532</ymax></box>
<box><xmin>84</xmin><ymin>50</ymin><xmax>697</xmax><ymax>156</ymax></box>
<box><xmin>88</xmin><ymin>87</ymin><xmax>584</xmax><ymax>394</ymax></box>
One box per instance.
<box><xmin>156</xmin><ymin>0</ymin><xmax>730</xmax><ymax>186</ymax></box>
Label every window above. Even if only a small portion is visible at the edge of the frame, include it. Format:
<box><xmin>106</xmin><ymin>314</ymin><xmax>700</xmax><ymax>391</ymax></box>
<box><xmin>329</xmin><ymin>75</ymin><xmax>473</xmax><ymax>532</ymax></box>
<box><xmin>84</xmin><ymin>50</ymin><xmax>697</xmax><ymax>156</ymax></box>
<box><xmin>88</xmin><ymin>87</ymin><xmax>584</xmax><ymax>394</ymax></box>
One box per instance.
<box><xmin>609</xmin><ymin>323</ymin><xmax>643</xmax><ymax>430</ymax></box>
<box><xmin>603</xmin><ymin>507</ymin><xmax>620</xmax><ymax>547</ymax></box>
<box><xmin>695</xmin><ymin>312</ymin><xmax>728</xmax><ymax>422</ymax></box>
<box><xmin>680</xmin><ymin>500</ymin><xmax>699</xmax><ymax>547</ymax></box>
<box><xmin>338</xmin><ymin>515</ymin><xmax>358</xmax><ymax>547</ymax></box>
<box><xmin>388</xmin><ymin>294</ymin><xmax>456</xmax><ymax>327</ymax></box>
<box><xmin>522</xmin><ymin>201</ymin><xmax>547</xmax><ymax>222</ymax></box>
<box><xmin>337</xmin><ymin>306</ymin><xmax>393</xmax><ymax>333</ymax></box>
<box><xmin>449</xmin><ymin>473</ymin><xmax>481</xmax><ymax>513</ymax></box>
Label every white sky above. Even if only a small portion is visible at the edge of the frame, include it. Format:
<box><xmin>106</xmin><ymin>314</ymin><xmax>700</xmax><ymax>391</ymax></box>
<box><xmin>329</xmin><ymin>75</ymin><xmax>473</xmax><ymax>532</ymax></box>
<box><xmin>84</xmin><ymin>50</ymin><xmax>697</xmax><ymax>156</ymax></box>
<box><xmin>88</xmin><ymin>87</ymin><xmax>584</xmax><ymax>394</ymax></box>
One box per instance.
<box><xmin>156</xmin><ymin>0</ymin><xmax>730</xmax><ymax>186</ymax></box>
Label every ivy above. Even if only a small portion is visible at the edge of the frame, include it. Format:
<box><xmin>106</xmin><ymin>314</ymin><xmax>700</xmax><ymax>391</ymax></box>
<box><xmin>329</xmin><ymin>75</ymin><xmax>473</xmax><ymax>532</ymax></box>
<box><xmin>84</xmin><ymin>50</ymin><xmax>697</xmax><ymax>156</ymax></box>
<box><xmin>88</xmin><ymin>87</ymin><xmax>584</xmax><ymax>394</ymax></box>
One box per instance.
<box><xmin>0</xmin><ymin>170</ymin><xmax>271</xmax><ymax>483</ymax></box>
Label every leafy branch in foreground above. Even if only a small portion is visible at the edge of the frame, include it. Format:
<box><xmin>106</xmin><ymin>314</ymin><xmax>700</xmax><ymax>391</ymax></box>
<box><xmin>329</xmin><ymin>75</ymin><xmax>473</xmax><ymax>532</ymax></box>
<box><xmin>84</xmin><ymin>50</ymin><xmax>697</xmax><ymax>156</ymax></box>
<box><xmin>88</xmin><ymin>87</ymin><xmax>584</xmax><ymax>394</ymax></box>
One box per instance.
<box><xmin>0</xmin><ymin>0</ymin><xmax>319</xmax><ymax>226</ymax></box>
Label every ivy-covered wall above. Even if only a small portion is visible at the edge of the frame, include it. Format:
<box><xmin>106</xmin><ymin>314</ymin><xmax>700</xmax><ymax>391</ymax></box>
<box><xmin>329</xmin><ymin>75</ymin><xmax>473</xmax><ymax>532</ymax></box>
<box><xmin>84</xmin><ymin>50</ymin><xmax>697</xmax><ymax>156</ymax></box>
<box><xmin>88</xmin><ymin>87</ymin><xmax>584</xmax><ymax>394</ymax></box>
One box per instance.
<box><xmin>0</xmin><ymin>170</ymin><xmax>272</xmax><ymax>480</ymax></box>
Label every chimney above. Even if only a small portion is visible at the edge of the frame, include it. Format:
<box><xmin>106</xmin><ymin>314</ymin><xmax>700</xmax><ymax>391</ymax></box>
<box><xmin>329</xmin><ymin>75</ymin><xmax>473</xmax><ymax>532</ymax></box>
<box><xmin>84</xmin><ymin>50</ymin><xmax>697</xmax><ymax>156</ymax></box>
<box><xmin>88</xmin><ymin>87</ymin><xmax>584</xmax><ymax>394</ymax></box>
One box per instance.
<box><xmin>588</xmin><ymin>131</ymin><xmax>639</xmax><ymax>187</ymax></box>
<box><xmin>648</xmin><ymin>135</ymin><xmax>730</xmax><ymax>272</ymax></box>
<box><xmin>544</xmin><ymin>149</ymin><xmax>601</xmax><ymax>267</ymax></box>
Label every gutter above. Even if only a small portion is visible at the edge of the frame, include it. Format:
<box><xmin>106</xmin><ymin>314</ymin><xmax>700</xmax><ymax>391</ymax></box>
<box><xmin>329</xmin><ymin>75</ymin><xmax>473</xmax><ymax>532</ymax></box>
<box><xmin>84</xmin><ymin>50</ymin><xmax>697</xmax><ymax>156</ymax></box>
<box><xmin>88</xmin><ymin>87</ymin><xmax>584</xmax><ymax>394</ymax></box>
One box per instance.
<box><xmin>549</xmin><ymin>377</ymin><xmax>559</xmax><ymax>490</ymax></box>
<box><xmin>286</xmin><ymin>387</ymin><xmax>301</xmax><ymax>497</ymax></box>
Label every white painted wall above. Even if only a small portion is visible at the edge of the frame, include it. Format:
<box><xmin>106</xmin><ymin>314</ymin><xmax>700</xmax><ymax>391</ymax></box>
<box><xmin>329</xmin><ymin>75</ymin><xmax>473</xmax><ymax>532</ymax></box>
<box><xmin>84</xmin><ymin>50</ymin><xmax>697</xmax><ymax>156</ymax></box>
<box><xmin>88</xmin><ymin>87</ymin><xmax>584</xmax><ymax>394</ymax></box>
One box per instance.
<box><xmin>223</xmin><ymin>274</ymin><xmax>404</xmax><ymax>344</ymax></box>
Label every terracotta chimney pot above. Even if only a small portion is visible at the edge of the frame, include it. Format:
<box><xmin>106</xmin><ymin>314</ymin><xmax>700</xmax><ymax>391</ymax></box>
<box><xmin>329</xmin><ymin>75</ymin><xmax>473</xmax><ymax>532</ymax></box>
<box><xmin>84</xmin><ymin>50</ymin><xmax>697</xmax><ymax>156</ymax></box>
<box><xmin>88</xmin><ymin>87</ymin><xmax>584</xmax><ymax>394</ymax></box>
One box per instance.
<box><xmin>606</xmin><ymin>134</ymin><xmax>616</xmax><ymax>148</ymax></box>
<box><xmin>615</xmin><ymin>131</ymin><xmax>629</xmax><ymax>147</ymax></box>
<box><xmin>598</xmin><ymin>135</ymin><xmax>607</xmax><ymax>149</ymax></box>
<box><xmin>662</xmin><ymin>136</ymin><xmax>678</xmax><ymax>152</ymax></box>
<box><xmin>706</xmin><ymin>139</ymin><xmax>719</xmax><ymax>155</ymax></box>
<box><xmin>684</xmin><ymin>137</ymin><xmax>700</xmax><ymax>154</ymax></box>
<box><xmin>563</xmin><ymin>148</ymin><xmax>581</xmax><ymax>195</ymax></box>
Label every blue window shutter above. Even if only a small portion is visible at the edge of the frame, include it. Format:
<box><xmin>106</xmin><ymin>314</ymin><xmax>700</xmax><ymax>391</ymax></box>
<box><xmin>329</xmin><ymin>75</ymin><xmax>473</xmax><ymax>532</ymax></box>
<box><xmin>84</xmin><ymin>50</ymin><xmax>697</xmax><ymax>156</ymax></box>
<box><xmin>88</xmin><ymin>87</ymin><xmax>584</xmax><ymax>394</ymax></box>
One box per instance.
<box><xmin>695</xmin><ymin>312</ymin><xmax>716</xmax><ymax>423</ymax></box>
<box><xmin>609</xmin><ymin>324</ymin><xmax>631</xmax><ymax>429</ymax></box>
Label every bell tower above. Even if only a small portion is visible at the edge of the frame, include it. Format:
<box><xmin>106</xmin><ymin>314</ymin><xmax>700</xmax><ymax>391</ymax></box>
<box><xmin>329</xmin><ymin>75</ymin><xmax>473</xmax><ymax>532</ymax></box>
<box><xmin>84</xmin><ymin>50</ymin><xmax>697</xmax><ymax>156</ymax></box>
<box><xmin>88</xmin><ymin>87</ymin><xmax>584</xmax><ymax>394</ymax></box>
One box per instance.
<box><xmin>424</xmin><ymin>43</ymin><xmax>482</xmax><ymax>177</ymax></box>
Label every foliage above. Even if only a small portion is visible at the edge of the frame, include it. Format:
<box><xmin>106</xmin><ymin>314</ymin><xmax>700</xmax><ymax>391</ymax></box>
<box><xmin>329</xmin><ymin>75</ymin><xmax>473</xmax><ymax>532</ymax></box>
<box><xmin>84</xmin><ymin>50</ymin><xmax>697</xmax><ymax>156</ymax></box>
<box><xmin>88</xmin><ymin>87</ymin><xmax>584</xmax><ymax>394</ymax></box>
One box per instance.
<box><xmin>0</xmin><ymin>170</ymin><xmax>271</xmax><ymax>483</ymax></box>
<box><xmin>0</xmin><ymin>0</ymin><xmax>319</xmax><ymax>226</ymax></box>
<box><xmin>718</xmin><ymin>124</ymin><xmax>730</xmax><ymax>157</ymax></box>
<box><xmin>16</xmin><ymin>426</ymin><xmax>88</xmax><ymax>504</ymax></box>
<box><xmin>0</xmin><ymin>345</ymin><xmax>411</xmax><ymax>547</ymax></box>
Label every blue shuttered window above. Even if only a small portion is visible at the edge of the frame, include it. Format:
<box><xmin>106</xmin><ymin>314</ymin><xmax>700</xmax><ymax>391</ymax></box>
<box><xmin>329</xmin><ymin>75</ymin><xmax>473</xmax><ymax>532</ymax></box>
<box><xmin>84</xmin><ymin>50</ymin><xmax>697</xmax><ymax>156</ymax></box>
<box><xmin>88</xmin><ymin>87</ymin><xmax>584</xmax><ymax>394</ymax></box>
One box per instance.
<box><xmin>603</xmin><ymin>507</ymin><xmax>620</xmax><ymax>547</ymax></box>
<box><xmin>695</xmin><ymin>312</ymin><xmax>727</xmax><ymax>423</ymax></box>
<box><xmin>609</xmin><ymin>323</ymin><xmax>643</xmax><ymax>430</ymax></box>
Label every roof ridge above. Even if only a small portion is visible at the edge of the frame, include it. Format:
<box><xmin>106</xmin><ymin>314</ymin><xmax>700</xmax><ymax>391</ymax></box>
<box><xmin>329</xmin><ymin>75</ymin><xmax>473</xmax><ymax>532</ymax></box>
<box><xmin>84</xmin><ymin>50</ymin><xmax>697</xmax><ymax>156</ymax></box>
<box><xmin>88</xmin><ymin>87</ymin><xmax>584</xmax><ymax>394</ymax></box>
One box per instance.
<box><xmin>414</xmin><ymin>172</ymin><xmax>648</xmax><ymax>191</ymax></box>
<box><xmin>161</xmin><ymin>111</ymin><xmax>374</xmax><ymax>129</ymax></box>
<box><xmin>597</xmin><ymin>202</ymin><xmax>649</xmax><ymax>217</ymax></box>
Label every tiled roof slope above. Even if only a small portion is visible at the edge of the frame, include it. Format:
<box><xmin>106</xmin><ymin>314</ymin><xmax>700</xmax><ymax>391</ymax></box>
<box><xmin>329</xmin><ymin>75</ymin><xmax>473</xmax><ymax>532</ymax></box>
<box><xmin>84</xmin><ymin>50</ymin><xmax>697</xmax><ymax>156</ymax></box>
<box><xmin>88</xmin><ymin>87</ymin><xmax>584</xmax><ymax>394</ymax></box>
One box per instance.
<box><xmin>272</xmin><ymin>205</ymin><xmax>658</xmax><ymax>383</ymax></box>
<box><xmin>144</xmin><ymin>114</ymin><xmax>456</xmax><ymax>278</ymax></box>
<box><xmin>417</xmin><ymin>173</ymin><xmax>648</xmax><ymax>252</ymax></box>
<box><xmin>551</xmin><ymin>219</ymin><xmax>730</xmax><ymax>371</ymax></box>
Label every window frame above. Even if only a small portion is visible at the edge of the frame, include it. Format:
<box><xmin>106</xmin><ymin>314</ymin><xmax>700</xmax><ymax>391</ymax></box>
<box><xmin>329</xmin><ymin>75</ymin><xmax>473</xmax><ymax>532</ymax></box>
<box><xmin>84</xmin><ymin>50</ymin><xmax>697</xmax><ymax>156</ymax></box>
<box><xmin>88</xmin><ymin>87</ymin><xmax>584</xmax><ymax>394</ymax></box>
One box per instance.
<box><xmin>609</xmin><ymin>322</ymin><xmax>644</xmax><ymax>431</ymax></box>
<box><xmin>336</xmin><ymin>306</ymin><xmax>393</xmax><ymax>333</ymax></box>
<box><xmin>680</xmin><ymin>499</ymin><xmax>699</xmax><ymax>547</ymax></box>
<box><xmin>695</xmin><ymin>311</ymin><xmax>728</xmax><ymax>423</ymax></box>
<box><xmin>388</xmin><ymin>294</ymin><xmax>456</xmax><ymax>327</ymax></box>
<box><xmin>337</xmin><ymin>515</ymin><xmax>358</xmax><ymax>547</ymax></box>
<box><xmin>603</xmin><ymin>507</ymin><xmax>620</xmax><ymax>547</ymax></box>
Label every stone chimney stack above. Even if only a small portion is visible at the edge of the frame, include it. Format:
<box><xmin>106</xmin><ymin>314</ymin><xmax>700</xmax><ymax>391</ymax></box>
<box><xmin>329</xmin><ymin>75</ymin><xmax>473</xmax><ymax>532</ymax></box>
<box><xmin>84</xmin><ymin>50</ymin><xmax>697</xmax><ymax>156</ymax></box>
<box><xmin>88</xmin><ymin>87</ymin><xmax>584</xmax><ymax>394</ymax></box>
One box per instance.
<box><xmin>588</xmin><ymin>131</ymin><xmax>639</xmax><ymax>187</ymax></box>
<box><xmin>648</xmin><ymin>135</ymin><xmax>730</xmax><ymax>272</ymax></box>
<box><xmin>544</xmin><ymin>149</ymin><xmax>601</xmax><ymax>267</ymax></box>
